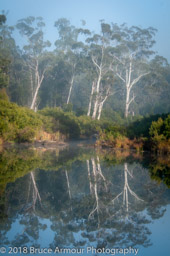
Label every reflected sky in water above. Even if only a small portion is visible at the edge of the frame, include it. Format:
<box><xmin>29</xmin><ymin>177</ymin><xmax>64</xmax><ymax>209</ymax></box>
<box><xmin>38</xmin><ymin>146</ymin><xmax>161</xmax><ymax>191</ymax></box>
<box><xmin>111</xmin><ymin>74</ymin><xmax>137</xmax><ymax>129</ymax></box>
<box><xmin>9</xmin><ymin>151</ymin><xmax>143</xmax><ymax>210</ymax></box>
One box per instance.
<box><xmin>0</xmin><ymin>143</ymin><xmax>170</xmax><ymax>256</ymax></box>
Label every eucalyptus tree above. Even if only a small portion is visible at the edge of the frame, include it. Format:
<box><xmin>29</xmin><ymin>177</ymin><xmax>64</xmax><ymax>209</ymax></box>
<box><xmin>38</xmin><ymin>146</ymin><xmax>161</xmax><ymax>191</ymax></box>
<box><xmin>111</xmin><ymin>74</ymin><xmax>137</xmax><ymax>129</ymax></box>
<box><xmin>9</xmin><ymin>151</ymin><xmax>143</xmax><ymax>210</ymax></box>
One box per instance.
<box><xmin>54</xmin><ymin>18</ymin><xmax>88</xmax><ymax>105</ymax></box>
<box><xmin>109</xmin><ymin>24</ymin><xmax>157</xmax><ymax>117</ymax></box>
<box><xmin>135</xmin><ymin>55</ymin><xmax>170</xmax><ymax>115</ymax></box>
<box><xmin>16</xmin><ymin>16</ymin><xmax>51</xmax><ymax>111</ymax></box>
<box><xmin>0</xmin><ymin>14</ymin><xmax>14</xmax><ymax>89</ymax></box>
<box><xmin>86</xmin><ymin>22</ymin><xmax>116</xmax><ymax>120</ymax></box>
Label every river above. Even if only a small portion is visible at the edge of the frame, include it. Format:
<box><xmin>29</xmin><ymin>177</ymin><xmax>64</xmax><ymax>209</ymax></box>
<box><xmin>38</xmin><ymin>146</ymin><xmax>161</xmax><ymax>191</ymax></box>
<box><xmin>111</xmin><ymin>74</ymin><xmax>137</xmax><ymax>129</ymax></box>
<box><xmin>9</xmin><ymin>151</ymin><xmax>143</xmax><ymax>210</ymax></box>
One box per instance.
<box><xmin>0</xmin><ymin>142</ymin><xmax>170</xmax><ymax>256</ymax></box>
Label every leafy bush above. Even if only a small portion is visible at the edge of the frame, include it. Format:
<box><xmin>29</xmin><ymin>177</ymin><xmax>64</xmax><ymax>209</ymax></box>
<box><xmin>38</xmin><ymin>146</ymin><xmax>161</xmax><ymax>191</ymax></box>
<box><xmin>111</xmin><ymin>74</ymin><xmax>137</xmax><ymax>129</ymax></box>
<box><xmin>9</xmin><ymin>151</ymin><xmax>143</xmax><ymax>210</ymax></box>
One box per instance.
<box><xmin>127</xmin><ymin>114</ymin><xmax>169</xmax><ymax>138</ymax></box>
<box><xmin>39</xmin><ymin>107</ymin><xmax>113</xmax><ymax>139</ymax></box>
<box><xmin>149</xmin><ymin>115</ymin><xmax>170</xmax><ymax>154</ymax></box>
<box><xmin>0</xmin><ymin>98</ymin><xmax>42</xmax><ymax>142</ymax></box>
<box><xmin>39</xmin><ymin>107</ymin><xmax>80</xmax><ymax>138</ymax></box>
<box><xmin>149</xmin><ymin>115</ymin><xmax>170</xmax><ymax>139</ymax></box>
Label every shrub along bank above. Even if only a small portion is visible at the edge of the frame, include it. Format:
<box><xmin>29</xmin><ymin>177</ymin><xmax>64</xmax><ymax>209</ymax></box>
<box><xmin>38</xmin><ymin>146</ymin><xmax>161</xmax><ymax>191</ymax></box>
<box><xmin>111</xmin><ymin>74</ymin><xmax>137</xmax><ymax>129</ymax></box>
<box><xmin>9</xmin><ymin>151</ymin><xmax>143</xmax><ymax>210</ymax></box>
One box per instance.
<box><xmin>0</xmin><ymin>92</ymin><xmax>64</xmax><ymax>144</ymax></box>
<box><xmin>0</xmin><ymin>92</ymin><xmax>111</xmax><ymax>144</ymax></box>
<box><xmin>97</xmin><ymin>114</ymin><xmax>170</xmax><ymax>154</ymax></box>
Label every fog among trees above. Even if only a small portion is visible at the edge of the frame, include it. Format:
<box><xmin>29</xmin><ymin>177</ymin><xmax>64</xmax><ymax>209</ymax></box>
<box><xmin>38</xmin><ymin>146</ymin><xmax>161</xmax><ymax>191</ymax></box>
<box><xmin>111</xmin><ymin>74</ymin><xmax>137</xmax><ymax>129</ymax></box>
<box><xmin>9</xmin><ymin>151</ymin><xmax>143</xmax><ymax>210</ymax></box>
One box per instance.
<box><xmin>1</xmin><ymin>14</ymin><xmax>170</xmax><ymax>120</ymax></box>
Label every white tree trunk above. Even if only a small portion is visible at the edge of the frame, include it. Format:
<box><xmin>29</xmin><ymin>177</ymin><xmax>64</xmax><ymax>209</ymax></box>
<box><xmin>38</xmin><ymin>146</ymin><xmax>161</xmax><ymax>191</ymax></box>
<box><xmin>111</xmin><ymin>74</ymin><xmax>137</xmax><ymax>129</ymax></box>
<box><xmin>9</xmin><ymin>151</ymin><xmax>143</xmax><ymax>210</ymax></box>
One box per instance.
<box><xmin>125</xmin><ymin>87</ymin><xmax>130</xmax><ymax>118</ymax></box>
<box><xmin>30</xmin><ymin>59</ymin><xmax>45</xmax><ymax>111</ymax></box>
<box><xmin>97</xmin><ymin>87</ymin><xmax>111</xmax><ymax>120</ymax></box>
<box><xmin>92</xmin><ymin>99</ymin><xmax>99</xmax><ymax>119</ymax></box>
<box><xmin>112</xmin><ymin>57</ymin><xmax>149</xmax><ymax>118</ymax></box>
<box><xmin>66</xmin><ymin>74</ymin><xmax>74</xmax><ymax>104</ymax></box>
<box><xmin>97</xmin><ymin>92</ymin><xmax>110</xmax><ymax>120</ymax></box>
<box><xmin>87</xmin><ymin>81</ymin><xmax>95</xmax><ymax>116</ymax></box>
<box><xmin>29</xmin><ymin>65</ymin><xmax>34</xmax><ymax>102</ymax></box>
<box><xmin>92</xmin><ymin>72</ymin><xmax>102</xmax><ymax>119</ymax></box>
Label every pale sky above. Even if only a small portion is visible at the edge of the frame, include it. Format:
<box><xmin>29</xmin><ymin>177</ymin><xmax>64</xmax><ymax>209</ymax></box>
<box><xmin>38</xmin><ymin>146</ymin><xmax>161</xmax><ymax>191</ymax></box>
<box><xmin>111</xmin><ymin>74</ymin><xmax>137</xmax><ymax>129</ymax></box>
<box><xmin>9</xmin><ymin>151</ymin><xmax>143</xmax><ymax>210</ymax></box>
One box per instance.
<box><xmin>1</xmin><ymin>0</ymin><xmax>170</xmax><ymax>61</ymax></box>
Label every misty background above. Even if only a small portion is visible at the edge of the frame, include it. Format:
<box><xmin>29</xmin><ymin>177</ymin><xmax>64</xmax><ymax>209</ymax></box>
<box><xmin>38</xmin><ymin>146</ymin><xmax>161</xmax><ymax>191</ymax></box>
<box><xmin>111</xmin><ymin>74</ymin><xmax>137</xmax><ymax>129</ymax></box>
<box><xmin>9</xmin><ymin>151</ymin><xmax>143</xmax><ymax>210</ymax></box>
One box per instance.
<box><xmin>0</xmin><ymin>0</ymin><xmax>170</xmax><ymax>121</ymax></box>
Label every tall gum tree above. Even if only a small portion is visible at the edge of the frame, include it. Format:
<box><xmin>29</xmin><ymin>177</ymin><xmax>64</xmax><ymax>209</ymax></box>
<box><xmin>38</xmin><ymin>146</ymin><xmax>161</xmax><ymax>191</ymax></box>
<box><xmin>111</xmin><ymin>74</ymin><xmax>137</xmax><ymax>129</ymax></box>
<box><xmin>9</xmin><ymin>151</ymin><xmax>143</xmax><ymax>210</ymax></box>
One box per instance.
<box><xmin>109</xmin><ymin>24</ymin><xmax>157</xmax><ymax>117</ymax></box>
<box><xmin>16</xmin><ymin>16</ymin><xmax>51</xmax><ymax>111</ymax></box>
<box><xmin>86</xmin><ymin>22</ymin><xmax>115</xmax><ymax>120</ymax></box>
<box><xmin>0</xmin><ymin>14</ymin><xmax>14</xmax><ymax>89</ymax></box>
<box><xmin>54</xmin><ymin>18</ymin><xmax>89</xmax><ymax>105</ymax></box>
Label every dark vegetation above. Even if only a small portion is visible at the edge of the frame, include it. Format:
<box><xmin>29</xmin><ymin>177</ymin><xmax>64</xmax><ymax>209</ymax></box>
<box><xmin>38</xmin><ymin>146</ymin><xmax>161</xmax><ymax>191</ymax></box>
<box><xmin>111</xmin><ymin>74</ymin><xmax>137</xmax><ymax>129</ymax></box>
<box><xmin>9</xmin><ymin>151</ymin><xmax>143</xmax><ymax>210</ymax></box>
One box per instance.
<box><xmin>97</xmin><ymin>114</ymin><xmax>170</xmax><ymax>154</ymax></box>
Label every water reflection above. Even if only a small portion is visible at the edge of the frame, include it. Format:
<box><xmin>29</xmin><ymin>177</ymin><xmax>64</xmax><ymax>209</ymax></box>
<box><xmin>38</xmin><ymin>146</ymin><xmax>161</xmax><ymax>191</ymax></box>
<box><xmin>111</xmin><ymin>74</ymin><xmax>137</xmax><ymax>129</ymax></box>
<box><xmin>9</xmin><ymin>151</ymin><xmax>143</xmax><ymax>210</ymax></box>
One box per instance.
<box><xmin>0</xmin><ymin>144</ymin><xmax>170</xmax><ymax>254</ymax></box>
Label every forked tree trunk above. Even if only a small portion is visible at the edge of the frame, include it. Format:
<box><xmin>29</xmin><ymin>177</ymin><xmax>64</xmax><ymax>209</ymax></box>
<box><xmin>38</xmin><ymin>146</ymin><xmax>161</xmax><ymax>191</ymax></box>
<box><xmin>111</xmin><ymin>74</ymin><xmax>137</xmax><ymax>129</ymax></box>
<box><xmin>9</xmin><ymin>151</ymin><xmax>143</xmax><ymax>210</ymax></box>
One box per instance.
<box><xmin>111</xmin><ymin>57</ymin><xmax>149</xmax><ymax>118</ymax></box>
<box><xmin>97</xmin><ymin>91</ymin><xmax>110</xmax><ymax>120</ymax></box>
<box><xmin>30</xmin><ymin>59</ymin><xmax>45</xmax><ymax>111</ymax></box>
<box><xmin>112</xmin><ymin>163</ymin><xmax>144</xmax><ymax>213</ymax></box>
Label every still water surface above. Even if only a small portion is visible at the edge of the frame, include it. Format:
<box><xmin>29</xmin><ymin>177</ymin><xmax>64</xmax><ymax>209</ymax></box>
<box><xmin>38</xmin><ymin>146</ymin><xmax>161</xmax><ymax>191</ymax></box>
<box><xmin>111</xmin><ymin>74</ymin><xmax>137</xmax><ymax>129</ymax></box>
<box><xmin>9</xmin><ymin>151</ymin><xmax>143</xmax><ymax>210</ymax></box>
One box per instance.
<box><xmin>0</xmin><ymin>142</ymin><xmax>170</xmax><ymax>256</ymax></box>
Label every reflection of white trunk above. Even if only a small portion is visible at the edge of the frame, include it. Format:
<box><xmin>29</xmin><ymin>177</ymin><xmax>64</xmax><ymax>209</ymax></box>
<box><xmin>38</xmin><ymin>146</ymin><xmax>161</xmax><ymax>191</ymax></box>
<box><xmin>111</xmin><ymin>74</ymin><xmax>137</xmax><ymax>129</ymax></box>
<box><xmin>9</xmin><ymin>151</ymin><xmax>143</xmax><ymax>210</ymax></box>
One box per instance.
<box><xmin>65</xmin><ymin>170</ymin><xmax>72</xmax><ymax>200</ymax></box>
<box><xmin>123</xmin><ymin>164</ymin><xmax>129</xmax><ymax>212</ymax></box>
<box><xmin>87</xmin><ymin>156</ymin><xmax>108</xmax><ymax>226</ymax></box>
<box><xmin>87</xmin><ymin>160</ymin><xmax>93</xmax><ymax>194</ymax></box>
<box><xmin>89</xmin><ymin>158</ymin><xmax>100</xmax><ymax>223</ymax></box>
<box><xmin>96</xmin><ymin>156</ymin><xmax>107</xmax><ymax>191</ymax></box>
<box><xmin>25</xmin><ymin>171</ymin><xmax>42</xmax><ymax>212</ymax></box>
<box><xmin>112</xmin><ymin>163</ymin><xmax>143</xmax><ymax>212</ymax></box>
<box><xmin>30</xmin><ymin>171</ymin><xmax>42</xmax><ymax>211</ymax></box>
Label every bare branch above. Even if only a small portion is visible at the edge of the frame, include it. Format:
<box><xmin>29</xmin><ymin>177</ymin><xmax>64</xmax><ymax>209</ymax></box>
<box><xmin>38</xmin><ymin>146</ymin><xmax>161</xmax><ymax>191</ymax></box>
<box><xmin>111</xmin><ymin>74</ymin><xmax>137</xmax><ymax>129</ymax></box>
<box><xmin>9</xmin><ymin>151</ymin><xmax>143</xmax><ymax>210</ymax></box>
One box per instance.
<box><xmin>111</xmin><ymin>191</ymin><xmax>123</xmax><ymax>204</ymax></box>
<box><xmin>92</xmin><ymin>55</ymin><xmax>101</xmax><ymax>71</ymax></box>
<box><xmin>128</xmin><ymin>93</ymin><xmax>136</xmax><ymax>107</ymax></box>
<box><xmin>116</xmin><ymin>72</ymin><xmax>126</xmax><ymax>83</ymax></box>
<box><xmin>131</xmin><ymin>72</ymin><xmax>150</xmax><ymax>88</ymax></box>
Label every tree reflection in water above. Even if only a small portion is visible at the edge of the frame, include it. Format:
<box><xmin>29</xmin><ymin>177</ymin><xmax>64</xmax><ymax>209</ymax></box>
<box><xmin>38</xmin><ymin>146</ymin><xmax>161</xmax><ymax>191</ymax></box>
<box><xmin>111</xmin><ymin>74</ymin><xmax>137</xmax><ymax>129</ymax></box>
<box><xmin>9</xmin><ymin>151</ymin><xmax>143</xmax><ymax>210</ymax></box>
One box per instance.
<box><xmin>0</xmin><ymin>146</ymin><xmax>169</xmax><ymax>251</ymax></box>
<box><xmin>25</xmin><ymin>172</ymin><xmax>42</xmax><ymax>213</ymax></box>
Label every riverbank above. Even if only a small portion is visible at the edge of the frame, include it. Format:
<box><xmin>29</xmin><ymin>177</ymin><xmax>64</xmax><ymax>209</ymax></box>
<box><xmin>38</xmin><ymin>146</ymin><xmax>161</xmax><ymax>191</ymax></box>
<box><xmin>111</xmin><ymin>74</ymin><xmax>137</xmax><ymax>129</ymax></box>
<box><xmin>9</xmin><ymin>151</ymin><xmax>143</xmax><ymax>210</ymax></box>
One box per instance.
<box><xmin>96</xmin><ymin>135</ymin><xmax>170</xmax><ymax>155</ymax></box>
<box><xmin>96</xmin><ymin>114</ymin><xmax>170</xmax><ymax>155</ymax></box>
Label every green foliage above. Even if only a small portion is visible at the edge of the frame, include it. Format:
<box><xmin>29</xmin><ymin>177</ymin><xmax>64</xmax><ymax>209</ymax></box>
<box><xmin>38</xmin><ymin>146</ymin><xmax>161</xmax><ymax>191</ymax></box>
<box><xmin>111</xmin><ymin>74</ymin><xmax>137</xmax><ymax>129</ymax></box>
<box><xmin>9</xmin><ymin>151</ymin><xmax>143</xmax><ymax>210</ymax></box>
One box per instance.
<box><xmin>149</xmin><ymin>118</ymin><xmax>164</xmax><ymax>138</ymax></box>
<box><xmin>97</xmin><ymin>114</ymin><xmax>170</xmax><ymax>154</ymax></box>
<box><xmin>148</xmin><ymin>115</ymin><xmax>170</xmax><ymax>154</ymax></box>
<box><xmin>0</xmin><ymin>89</ymin><xmax>9</xmax><ymax>101</ymax></box>
<box><xmin>39</xmin><ymin>107</ymin><xmax>112</xmax><ymax>139</ymax></box>
<box><xmin>0</xmin><ymin>98</ymin><xmax>42</xmax><ymax>142</ymax></box>
<box><xmin>0</xmin><ymin>56</ymin><xmax>10</xmax><ymax>88</ymax></box>
<box><xmin>104</xmin><ymin>125</ymin><xmax>127</xmax><ymax>139</ymax></box>
<box><xmin>77</xmin><ymin>115</ymin><xmax>99</xmax><ymax>136</ymax></box>
<box><xmin>149</xmin><ymin>115</ymin><xmax>170</xmax><ymax>139</ymax></box>
<box><xmin>149</xmin><ymin>157</ymin><xmax>170</xmax><ymax>188</ymax></box>
<box><xmin>163</xmin><ymin>115</ymin><xmax>170</xmax><ymax>139</ymax></box>
<box><xmin>127</xmin><ymin>114</ymin><xmax>168</xmax><ymax>138</ymax></box>
<box><xmin>39</xmin><ymin>107</ymin><xmax>80</xmax><ymax>138</ymax></box>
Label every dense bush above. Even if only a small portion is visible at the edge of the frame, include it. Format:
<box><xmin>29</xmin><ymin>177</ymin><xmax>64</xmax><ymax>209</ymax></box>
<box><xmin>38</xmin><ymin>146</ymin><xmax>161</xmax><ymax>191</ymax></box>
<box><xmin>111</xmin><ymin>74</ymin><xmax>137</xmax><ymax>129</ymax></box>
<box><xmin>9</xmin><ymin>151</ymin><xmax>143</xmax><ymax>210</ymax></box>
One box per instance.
<box><xmin>127</xmin><ymin>114</ymin><xmax>169</xmax><ymax>138</ymax></box>
<box><xmin>39</xmin><ymin>107</ymin><xmax>80</xmax><ymax>138</ymax></box>
<box><xmin>39</xmin><ymin>107</ymin><xmax>111</xmax><ymax>139</ymax></box>
<box><xmin>97</xmin><ymin>114</ymin><xmax>170</xmax><ymax>154</ymax></box>
<box><xmin>149</xmin><ymin>115</ymin><xmax>170</xmax><ymax>154</ymax></box>
<box><xmin>0</xmin><ymin>96</ymin><xmax>42</xmax><ymax>142</ymax></box>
